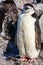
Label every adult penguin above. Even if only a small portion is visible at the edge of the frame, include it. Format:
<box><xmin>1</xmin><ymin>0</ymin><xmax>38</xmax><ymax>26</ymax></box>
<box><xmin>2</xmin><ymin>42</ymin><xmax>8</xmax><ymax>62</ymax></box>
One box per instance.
<box><xmin>17</xmin><ymin>3</ymin><xmax>41</xmax><ymax>62</ymax></box>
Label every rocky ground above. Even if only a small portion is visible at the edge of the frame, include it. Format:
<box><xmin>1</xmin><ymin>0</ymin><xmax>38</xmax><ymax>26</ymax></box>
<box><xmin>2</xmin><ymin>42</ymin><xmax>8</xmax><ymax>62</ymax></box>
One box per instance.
<box><xmin>0</xmin><ymin>36</ymin><xmax>43</xmax><ymax>65</ymax></box>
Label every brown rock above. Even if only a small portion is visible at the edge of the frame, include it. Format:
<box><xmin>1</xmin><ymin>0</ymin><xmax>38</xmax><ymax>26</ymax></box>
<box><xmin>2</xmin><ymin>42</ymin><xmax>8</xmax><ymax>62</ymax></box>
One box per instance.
<box><xmin>40</xmin><ymin>0</ymin><xmax>43</xmax><ymax>3</ymax></box>
<box><xmin>0</xmin><ymin>0</ymin><xmax>18</xmax><ymax>40</ymax></box>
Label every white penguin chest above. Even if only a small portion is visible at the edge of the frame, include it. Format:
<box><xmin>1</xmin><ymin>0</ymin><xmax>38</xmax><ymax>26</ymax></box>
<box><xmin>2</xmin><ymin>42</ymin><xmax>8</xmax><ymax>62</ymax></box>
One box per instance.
<box><xmin>22</xmin><ymin>15</ymin><xmax>36</xmax><ymax>35</ymax></box>
<box><xmin>21</xmin><ymin>15</ymin><xmax>36</xmax><ymax>47</ymax></box>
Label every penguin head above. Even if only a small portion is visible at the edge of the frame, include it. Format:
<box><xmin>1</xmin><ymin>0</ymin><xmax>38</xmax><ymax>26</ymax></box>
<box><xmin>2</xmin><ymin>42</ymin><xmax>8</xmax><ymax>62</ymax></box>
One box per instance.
<box><xmin>24</xmin><ymin>3</ymin><xmax>34</xmax><ymax>10</ymax></box>
<box><xmin>23</xmin><ymin>3</ymin><xmax>35</xmax><ymax>14</ymax></box>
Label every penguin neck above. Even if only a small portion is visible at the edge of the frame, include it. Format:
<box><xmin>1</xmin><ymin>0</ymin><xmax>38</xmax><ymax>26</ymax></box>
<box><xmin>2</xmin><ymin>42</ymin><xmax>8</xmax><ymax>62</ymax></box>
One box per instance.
<box><xmin>24</xmin><ymin>9</ymin><xmax>35</xmax><ymax>15</ymax></box>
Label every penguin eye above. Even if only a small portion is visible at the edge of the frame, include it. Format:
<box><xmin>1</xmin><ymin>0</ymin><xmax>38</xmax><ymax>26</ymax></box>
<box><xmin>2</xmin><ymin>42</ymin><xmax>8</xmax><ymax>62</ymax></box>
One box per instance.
<box><xmin>25</xmin><ymin>6</ymin><xmax>29</xmax><ymax>10</ymax></box>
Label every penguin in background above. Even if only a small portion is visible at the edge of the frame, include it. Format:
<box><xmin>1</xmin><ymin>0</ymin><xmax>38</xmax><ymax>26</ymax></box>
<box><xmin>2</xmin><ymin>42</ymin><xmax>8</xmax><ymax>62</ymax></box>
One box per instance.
<box><xmin>17</xmin><ymin>3</ymin><xmax>41</xmax><ymax>62</ymax></box>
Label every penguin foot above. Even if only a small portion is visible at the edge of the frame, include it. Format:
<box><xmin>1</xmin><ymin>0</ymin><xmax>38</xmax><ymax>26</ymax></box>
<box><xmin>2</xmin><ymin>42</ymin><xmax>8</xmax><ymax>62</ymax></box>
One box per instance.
<box><xmin>18</xmin><ymin>57</ymin><xmax>28</xmax><ymax>61</ymax></box>
<box><xmin>18</xmin><ymin>56</ymin><xmax>37</xmax><ymax>62</ymax></box>
<box><xmin>28</xmin><ymin>58</ymin><xmax>37</xmax><ymax>63</ymax></box>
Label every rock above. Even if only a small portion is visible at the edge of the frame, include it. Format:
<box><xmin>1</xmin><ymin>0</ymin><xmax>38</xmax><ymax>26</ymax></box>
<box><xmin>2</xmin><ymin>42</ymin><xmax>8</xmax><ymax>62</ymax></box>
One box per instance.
<box><xmin>33</xmin><ymin>3</ymin><xmax>43</xmax><ymax>16</ymax></box>
<box><xmin>0</xmin><ymin>58</ymin><xmax>7</xmax><ymax>65</ymax></box>
<box><xmin>0</xmin><ymin>0</ymin><xmax>5</xmax><ymax>2</ymax></box>
<box><xmin>40</xmin><ymin>0</ymin><xmax>43</xmax><ymax>3</ymax></box>
<box><xmin>0</xmin><ymin>37</ymin><xmax>8</xmax><ymax>53</ymax></box>
<box><xmin>14</xmin><ymin>0</ymin><xmax>34</xmax><ymax>7</ymax></box>
<box><xmin>14</xmin><ymin>0</ymin><xmax>34</xmax><ymax>14</ymax></box>
<box><xmin>33</xmin><ymin>3</ymin><xmax>43</xmax><ymax>43</ymax></box>
<box><xmin>40</xmin><ymin>50</ymin><xmax>43</xmax><ymax>57</ymax></box>
<box><xmin>0</xmin><ymin>0</ymin><xmax>18</xmax><ymax>40</ymax></box>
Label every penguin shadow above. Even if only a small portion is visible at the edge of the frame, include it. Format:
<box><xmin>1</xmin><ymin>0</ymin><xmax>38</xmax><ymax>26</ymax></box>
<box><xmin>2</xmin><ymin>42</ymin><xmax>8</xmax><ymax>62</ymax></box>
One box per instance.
<box><xmin>4</xmin><ymin>39</ymin><xmax>19</xmax><ymax>60</ymax></box>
